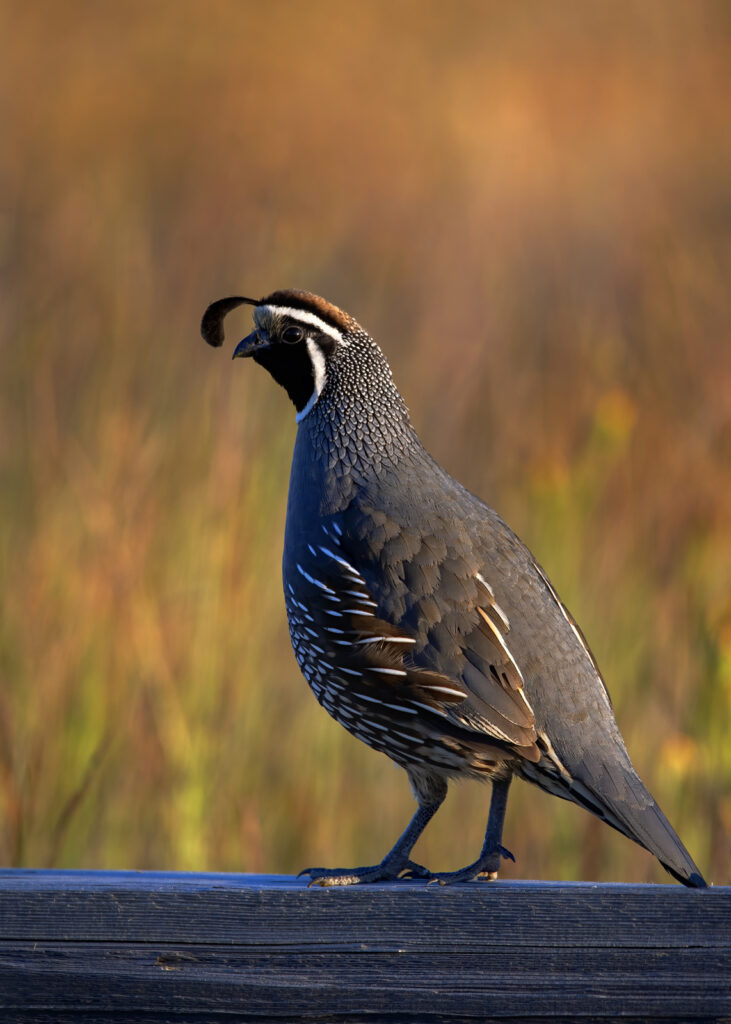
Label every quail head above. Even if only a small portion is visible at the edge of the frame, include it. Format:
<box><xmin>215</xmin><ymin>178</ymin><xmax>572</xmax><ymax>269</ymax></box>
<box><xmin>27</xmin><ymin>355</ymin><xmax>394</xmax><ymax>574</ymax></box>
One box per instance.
<box><xmin>201</xmin><ymin>289</ymin><xmax>706</xmax><ymax>888</ymax></box>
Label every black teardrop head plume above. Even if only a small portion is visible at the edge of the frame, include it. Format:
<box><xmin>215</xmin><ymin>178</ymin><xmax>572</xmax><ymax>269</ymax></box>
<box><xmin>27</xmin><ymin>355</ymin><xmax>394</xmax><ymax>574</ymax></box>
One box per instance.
<box><xmin>201</xmin><ymin>296</ymin><xmax>261</xmax><ymax>348</ymax></box>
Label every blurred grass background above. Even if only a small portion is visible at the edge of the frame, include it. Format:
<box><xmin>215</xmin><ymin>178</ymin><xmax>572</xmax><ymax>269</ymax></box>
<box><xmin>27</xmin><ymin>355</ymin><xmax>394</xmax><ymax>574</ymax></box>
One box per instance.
<box><xmin>1</xmin><ymin>0</ymin><xmax>729</xmax><ymax>884</ymax></box>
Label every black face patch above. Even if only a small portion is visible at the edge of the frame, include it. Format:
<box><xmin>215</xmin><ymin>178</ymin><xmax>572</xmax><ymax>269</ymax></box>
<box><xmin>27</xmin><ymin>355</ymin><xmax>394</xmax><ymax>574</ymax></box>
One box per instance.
<box><xmin>253</xmin><ymin>334</ymin><xmax>318</xmax><ymax>413</ymax></box>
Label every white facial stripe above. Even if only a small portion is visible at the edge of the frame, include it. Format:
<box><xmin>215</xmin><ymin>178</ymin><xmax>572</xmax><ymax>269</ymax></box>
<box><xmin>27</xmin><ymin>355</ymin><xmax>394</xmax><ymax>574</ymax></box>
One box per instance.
<box><xmin>259</xmin><ymin>305</ymin><xmax>345</xmax><ymax>345</ymax></box>
<box><xmin>295</xmin><ymin>337</ymin><xmax>328</xmax><ymax>423</ymax></box>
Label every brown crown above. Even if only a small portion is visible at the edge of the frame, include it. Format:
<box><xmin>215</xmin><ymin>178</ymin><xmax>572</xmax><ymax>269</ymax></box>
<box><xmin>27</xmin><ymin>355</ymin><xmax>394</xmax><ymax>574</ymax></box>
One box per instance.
<box><xmin>260</xmin><ymin>290</ymin><xmax>357</xmax><ymax>333</ymax></box>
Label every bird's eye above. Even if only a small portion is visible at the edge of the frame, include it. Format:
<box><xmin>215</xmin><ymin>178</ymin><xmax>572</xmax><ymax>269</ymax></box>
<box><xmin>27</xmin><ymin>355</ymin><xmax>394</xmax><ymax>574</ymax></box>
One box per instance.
<box><xmin>282</xmin><ymin>325</ymin><xmax>304</xmax><ymax>344</ymax></box>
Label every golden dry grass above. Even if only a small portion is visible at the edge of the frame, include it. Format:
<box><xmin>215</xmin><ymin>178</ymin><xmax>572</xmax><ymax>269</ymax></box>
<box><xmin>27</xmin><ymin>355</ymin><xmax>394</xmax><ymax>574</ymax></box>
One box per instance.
<box><xmin>1</xmin><ymin>0</ymin><xmax>729</xmax><ymax>883</ymax></box>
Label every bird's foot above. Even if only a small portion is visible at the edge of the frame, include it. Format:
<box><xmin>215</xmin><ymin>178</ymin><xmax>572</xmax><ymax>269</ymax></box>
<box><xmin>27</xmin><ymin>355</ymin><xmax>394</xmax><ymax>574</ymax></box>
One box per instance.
<box><xmin>299</xmin><ymin>857</ymin><xmax>431</xmax><ymax>887</ymax></box>
<box><xmin>428</xmin><ymin>844</ymin><xmax>515</xmax><ymax>885</ymax></box>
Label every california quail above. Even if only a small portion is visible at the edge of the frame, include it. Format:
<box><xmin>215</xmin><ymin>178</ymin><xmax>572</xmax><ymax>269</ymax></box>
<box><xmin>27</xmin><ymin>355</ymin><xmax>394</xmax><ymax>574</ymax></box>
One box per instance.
<box><xmin>201</xmin><ymin>289</ymin><xmax>707</xmax><ymax>888</ymax></box>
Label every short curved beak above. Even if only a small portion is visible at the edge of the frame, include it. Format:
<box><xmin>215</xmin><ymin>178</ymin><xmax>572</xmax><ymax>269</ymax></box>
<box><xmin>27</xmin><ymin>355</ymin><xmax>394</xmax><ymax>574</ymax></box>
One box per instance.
<box><xmin>232</xmin><ymin>331</ymin><xmax>263</xmax><ymax>359</ymax></box>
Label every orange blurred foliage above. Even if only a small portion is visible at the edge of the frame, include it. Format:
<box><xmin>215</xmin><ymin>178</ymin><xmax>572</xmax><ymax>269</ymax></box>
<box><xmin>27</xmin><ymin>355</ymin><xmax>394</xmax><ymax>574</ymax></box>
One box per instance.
<box><xmin>0</xmin><ymin>0</ymin><xmax>729</xmax><ymax>883</ymax></box>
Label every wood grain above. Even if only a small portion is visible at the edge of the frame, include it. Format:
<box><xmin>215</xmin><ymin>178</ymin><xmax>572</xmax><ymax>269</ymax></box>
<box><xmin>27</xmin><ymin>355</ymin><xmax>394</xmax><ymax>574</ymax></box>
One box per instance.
<box><xmin>0</xmin><ymin>871</ymin><xmax>729</xmax><ymax>1022</ymax></box>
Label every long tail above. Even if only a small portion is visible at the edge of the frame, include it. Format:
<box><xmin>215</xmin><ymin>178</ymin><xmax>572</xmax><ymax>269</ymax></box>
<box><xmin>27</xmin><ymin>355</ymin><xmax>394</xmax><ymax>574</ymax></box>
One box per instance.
<box><xmin>522</xmin><ymin>750</ymin><xmax>707</xmax><ymax>887</ymax></box>
<box><xmin>593</xmin><ymin>772</ymin><xmax>707</xmax><ymax>888</ymax></box>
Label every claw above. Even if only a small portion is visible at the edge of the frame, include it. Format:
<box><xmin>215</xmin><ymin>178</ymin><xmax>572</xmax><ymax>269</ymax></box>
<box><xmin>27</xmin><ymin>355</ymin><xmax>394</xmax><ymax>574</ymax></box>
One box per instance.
<box><xmin>296</xmin><ymin>858</ymin><xmax>431</xmax><ymax>887</ymax></box>
<box><xmin>398</xmin><ymin>860</ymin><xmax>433</xmax><ymax>880</ymax></box>
<box><xmin>427</xmin><ymin>843</ymin><xmax>515</xmax><ymax>885</ymax></box>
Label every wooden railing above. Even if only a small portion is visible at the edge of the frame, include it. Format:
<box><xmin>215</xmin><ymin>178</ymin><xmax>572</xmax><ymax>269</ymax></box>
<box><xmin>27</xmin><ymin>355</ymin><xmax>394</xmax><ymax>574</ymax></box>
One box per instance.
<box><xmin>1</xmin><ymin>870</ymin><xmax>729</xmax><ymax>1022</ymax></box>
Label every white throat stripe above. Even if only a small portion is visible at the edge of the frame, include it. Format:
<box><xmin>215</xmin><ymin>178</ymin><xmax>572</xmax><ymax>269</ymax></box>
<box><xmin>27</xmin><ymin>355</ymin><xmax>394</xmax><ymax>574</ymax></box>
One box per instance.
<box><xmin>260</xmin><ymin>305</ymin><xmax>345</xmax><ymax>345</ymax></box>
<box><xmin>296</xmin><ymin>337</ymin><xmax>328</xmax><ymax>423</ymax></box>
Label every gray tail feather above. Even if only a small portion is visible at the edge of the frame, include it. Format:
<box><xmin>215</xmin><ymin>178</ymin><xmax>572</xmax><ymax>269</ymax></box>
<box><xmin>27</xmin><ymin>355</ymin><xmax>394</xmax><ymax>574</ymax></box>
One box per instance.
<box><xmin>527</xmin><ymin>755</ymin><xmax>707</xmax><ymax>887</ymax></box>
<box><xmin>569</xmin><ymin>761</ymin><xmax>704</xmax><ymax>888</ymax></box>
<box><xmin>599</xmin><ymin>772</ymin><xmax>707</xmax><ymax>888</ymax></box>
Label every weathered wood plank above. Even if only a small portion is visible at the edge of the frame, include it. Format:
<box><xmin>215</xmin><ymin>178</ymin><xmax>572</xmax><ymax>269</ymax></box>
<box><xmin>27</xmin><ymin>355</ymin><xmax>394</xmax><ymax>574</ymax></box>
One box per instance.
<box><xmin>0</xmin><ymin>871</ymin><xmax>729</xmax><ymax>1023</ymax></box>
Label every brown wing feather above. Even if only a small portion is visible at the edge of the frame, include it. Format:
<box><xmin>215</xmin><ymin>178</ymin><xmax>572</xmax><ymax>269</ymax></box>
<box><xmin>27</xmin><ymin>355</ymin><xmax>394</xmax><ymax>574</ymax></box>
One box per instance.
<box><xmin>288</xmin><ymin>531</ymin><xmax>539</xmax><ymax>765</ymax></box>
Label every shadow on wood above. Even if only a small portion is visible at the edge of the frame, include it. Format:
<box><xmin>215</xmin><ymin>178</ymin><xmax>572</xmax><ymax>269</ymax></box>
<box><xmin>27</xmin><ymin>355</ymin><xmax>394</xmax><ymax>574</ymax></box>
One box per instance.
<box><xmin>0</xmin><ymin>871</ymin><xmax>729</xmax><ymax>1023</ymax></box>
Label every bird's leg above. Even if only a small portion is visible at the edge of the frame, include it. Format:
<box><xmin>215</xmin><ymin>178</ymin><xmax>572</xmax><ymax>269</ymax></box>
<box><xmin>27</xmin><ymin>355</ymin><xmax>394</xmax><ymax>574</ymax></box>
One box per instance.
<box><xmin>431</xmin><ymin>775</ymin><xmax>514</xmax><ymax>884</ymax></box>
<box><xmin>475</xmin><ymin>775</ymin><xmax>514</xmax><ymax>879</ymax></box>
<box><xmin>301</xmin><ymin>775</ymin><xmax>447</xmax><ymax>887</ymax></box>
